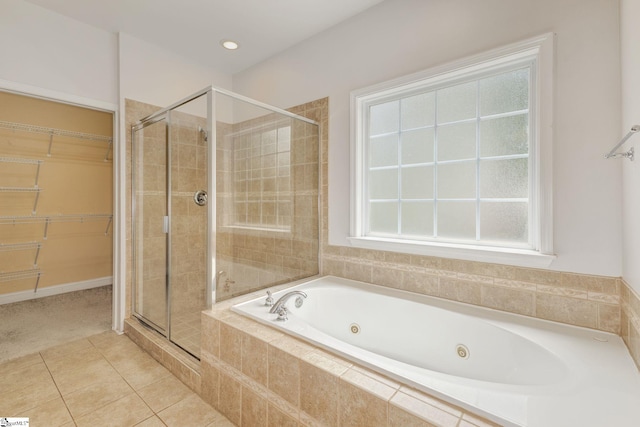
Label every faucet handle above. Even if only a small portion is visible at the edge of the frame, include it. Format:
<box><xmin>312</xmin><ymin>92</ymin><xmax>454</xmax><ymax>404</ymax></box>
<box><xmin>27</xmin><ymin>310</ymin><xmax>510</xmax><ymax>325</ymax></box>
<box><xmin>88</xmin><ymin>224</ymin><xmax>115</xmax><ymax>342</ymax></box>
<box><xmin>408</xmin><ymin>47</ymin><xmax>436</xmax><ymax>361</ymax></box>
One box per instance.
<box><xmin>265</xmin><ymin>290</ymin><xmax>274</xmax><ymax>307</ymax></box>
<box><xmin>276</xmin><ymin>306</ymin><xmax>288</xmax><ymax>321</ymax></box>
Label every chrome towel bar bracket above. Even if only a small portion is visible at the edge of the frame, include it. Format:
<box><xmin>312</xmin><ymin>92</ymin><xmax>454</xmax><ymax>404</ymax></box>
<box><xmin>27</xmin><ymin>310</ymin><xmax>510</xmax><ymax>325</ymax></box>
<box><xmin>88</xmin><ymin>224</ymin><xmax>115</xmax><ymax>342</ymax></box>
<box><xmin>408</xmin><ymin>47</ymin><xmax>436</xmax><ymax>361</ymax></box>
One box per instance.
<box><xmin>605</xmin><ymin>125</ymin><xmax>640</xmax><ymax>161</ymax></box>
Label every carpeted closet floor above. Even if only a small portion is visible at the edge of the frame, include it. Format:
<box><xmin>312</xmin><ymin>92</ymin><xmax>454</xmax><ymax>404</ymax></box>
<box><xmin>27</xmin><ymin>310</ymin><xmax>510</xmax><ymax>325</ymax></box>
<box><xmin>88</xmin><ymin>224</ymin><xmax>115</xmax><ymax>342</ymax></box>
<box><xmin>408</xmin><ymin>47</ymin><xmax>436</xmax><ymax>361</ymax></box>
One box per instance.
<box><xmin>0</xmin><ymin>285</ymin><xmax>112</xmax><ymax>363</ymax></box>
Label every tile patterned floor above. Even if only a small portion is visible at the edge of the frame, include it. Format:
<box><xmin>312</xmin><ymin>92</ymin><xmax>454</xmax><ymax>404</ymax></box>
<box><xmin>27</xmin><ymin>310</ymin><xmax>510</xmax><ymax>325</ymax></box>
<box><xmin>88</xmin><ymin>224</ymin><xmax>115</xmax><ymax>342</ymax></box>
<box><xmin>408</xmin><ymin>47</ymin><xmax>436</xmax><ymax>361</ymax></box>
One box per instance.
<box><xmin>0</xmin><ymin>331</ymin><xmax>233</xmax><ymax>427</ymax></box>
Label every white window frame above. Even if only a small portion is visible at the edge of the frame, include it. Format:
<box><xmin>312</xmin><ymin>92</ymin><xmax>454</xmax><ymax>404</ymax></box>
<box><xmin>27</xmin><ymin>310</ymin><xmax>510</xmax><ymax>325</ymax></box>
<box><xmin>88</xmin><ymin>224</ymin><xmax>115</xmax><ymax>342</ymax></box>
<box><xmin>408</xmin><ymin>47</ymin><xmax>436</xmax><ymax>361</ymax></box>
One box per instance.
<box><xmin>349</xmin><ymin>34</ymin><xmax>556</xmax><ymax>268</ymax></box>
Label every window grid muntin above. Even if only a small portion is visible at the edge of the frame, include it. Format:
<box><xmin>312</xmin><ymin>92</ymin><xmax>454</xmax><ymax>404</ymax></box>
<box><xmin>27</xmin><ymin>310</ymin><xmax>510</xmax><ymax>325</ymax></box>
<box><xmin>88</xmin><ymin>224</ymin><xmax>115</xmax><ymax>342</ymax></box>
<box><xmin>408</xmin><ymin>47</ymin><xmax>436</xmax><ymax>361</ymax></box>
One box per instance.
<box><xmin>365</xmin><ymin>64</ymin><xmax>532</xmax><ymax>248</ymax></box>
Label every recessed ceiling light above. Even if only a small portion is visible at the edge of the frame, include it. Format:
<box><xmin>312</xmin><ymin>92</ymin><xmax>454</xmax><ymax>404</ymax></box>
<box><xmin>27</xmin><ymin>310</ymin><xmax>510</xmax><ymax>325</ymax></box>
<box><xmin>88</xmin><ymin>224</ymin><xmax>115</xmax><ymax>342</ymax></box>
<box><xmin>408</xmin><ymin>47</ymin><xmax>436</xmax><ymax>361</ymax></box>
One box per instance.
<box><xmin>221</xmin><ymin>40</ymin><xmax>239</xmax><ymax>50</ymax></box>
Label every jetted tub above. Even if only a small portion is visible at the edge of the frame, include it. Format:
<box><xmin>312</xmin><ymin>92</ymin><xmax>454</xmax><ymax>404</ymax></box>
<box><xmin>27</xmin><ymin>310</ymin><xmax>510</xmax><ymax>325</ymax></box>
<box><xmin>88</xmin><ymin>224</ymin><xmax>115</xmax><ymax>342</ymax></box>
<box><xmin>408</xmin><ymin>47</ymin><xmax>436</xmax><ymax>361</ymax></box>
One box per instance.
<box><xmin>232</xmin><ymin>276</ymin><xmax>640</xmax><ymax>426</ymax></box>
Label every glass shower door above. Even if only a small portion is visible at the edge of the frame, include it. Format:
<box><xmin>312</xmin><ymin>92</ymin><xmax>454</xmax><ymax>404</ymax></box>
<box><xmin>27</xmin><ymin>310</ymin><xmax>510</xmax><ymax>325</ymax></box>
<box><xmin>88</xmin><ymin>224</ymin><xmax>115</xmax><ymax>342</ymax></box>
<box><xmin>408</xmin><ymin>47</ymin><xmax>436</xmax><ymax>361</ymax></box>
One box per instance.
<box><xmin>132</xmin><ymin>116</ymin><xmax>169</xmax><ymax>332</ymax></box>
<box><xmin>168</xmin><ymin>95</ymin><xmax>209</xmax><ymax>358</ymax></box>
<box><xmin>132</xmin><ymin>93</ymin><xmax>210</xmax><ymax>360</ymax></box>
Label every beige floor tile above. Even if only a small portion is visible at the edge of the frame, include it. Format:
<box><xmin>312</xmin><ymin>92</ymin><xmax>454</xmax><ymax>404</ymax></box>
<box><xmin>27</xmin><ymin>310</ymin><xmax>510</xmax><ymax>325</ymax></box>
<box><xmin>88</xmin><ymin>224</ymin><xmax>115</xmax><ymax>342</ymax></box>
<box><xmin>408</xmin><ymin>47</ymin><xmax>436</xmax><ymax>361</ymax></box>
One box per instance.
<box><xmin>87</xmin><ymin>330</ymin><xmax>121</xmax><ymax>345</ymax></box>
<box><xmin>118</xmin><ymin>357</ymin><xmax>172</xmax><ymax>390</ymax></box>
<box><xmin>43</xmin><ymin>345</ymin><xmax>105</xmax><ymax>374</ymax></box>
<box><xmin>137</xmin><ymin>375</ymin><xmax>194</xmax><ymax>413</ymax></box>
<box><xmin>157</xmin><ymin>394</ymin><xmax>227</xmax><ymax>427</ymax></box>
<box><xmin>102</xmin><ymin>343</ymin><xmax>157</xmax><ymax>373</ymax></box>
<box><xmin>134</xmin><ymin>415</ymin><xmax>168</xmax><ymax>427</ymax></box>
<box><xmin>40</xmin><ymin>338</ymin><xmax>94</xmax><ymax>362</ymax></box>
<box><xmin>49</xmin><ymin>357</ymin><xmax>122</xmax><ymax>396</ymax></box>
<box><xmin>94</xmin><ymin>333</ymin><xmax>149</xmax><ymax>360</ymax></box>
<box><xmin>63</xmin><ymin>376</ymin><xmax>135</xmax><ymax>418</ymax></box>
<box><xmin>0</xmin><ymin>352</ymin><xmax>43</xmax><ymax>377</ymax></box>
<box><xmin>17</xmin><ymin>397</ymin><xmax>74</xmax><ymax>427</ymax></box>
<box><xmin>75</xmin><ymin>393</ymin><xmax>154</xmax><ymax>427</ymax></box>
<box><xmin>206</xmin><ymin>414</ymin><xmax>236</xmax><ymax>427</ymax></box>
<box><xmin>0</xmin><ymin>373</ymin><xmax>60</xmax><ymax>415</ymax></box>
<box><xmin>2</xmin><ymin>361</ymin><xmax>52</xmax><ymax>394</ymax></box>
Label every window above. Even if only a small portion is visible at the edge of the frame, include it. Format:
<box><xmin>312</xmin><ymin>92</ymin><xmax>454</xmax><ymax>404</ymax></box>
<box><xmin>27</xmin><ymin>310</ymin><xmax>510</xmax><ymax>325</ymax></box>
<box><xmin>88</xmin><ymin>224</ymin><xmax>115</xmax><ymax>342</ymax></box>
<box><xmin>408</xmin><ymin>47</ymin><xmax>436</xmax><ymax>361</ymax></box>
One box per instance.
<box><xmin>350</xmin><ymin>35</ymin><xmax>555</xmax><ymax>266</ymax></box>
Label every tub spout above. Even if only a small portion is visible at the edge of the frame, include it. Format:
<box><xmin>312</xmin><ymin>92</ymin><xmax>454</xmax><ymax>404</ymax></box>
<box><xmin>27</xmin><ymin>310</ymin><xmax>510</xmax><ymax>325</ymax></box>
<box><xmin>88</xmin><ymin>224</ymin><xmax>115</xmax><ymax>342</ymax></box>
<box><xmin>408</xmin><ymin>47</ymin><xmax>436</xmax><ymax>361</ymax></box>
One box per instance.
<box><xmin>268</xmin><ymin>290</ymin><xmax>307</xmax><ymax>319</ymax></box>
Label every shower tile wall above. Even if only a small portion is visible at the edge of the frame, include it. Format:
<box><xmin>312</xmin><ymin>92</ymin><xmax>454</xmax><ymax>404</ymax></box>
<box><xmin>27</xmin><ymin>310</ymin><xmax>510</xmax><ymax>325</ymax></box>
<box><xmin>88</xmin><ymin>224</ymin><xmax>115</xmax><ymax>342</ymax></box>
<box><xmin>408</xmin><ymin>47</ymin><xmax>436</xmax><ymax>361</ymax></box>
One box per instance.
<box><xmin>169</xmin><ymin>111</ymin><xmax>207</xmax><ymax>319</ymax></box>
<box><xmin>215</xmin><ymin>111</ymin><xmax>319</xmax><ymax>301</ymax></box>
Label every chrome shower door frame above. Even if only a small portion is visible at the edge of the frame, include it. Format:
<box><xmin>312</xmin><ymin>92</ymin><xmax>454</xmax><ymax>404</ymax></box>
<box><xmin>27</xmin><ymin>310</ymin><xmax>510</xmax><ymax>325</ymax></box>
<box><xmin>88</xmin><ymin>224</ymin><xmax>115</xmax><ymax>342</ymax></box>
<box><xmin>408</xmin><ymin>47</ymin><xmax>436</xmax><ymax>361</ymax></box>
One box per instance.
<box><xmin>131</xmin><ymin>88</ymin><xmax>214</xmax><ymax>359</ymax></box>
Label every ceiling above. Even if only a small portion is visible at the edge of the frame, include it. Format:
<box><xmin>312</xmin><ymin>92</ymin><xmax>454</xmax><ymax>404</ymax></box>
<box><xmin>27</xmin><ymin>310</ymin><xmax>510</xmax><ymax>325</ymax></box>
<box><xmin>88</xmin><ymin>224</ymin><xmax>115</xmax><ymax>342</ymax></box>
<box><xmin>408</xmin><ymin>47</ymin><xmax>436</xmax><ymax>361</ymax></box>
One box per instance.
<box><xmin>24</xmin><ymin>0</ymin><xmax>385</xmax><ymax>74</ymax></box>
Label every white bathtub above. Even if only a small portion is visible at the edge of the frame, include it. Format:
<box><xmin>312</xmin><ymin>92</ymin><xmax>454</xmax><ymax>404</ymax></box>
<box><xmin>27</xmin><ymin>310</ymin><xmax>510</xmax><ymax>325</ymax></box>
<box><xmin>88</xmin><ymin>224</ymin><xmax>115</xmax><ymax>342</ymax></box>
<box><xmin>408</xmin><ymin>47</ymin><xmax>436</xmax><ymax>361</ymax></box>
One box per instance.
<box><xmin>232</xmin><ymin>276</ymin><xmax>640</xmax><ymax>426</ymax></box>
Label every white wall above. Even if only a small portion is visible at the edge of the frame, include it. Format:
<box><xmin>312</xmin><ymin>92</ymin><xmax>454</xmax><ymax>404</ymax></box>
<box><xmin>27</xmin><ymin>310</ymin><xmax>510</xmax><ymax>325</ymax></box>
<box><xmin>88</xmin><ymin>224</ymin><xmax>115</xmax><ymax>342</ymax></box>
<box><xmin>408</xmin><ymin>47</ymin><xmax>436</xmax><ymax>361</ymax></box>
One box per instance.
<box><xmin>118</xmin><ymin>33</ymin><xmax>232</xmax><ymax>109</ymax></box>
<box><xmin>234</xmin><ymin>0</ymin><xmax>622</xmax><ymax>277</ymax></box>
<box><xmin>621</xmin><ymin>0</ymin><xmax>640</xmax><ymax>293</ymax></box>
<box><xmin>0</xmin><ymin>0</ymin><xmax>118</xmax><ymax>106</ymax></box>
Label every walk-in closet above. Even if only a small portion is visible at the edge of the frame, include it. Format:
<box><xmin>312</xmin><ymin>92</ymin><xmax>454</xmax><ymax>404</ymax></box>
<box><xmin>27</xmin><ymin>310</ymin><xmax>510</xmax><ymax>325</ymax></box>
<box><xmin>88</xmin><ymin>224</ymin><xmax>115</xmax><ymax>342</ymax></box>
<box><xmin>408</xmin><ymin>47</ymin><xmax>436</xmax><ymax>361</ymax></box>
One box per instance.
<box><xmin>0</xmin><ymin>91</ymin><xmax>114</xmax><ymax>362</ymax></box>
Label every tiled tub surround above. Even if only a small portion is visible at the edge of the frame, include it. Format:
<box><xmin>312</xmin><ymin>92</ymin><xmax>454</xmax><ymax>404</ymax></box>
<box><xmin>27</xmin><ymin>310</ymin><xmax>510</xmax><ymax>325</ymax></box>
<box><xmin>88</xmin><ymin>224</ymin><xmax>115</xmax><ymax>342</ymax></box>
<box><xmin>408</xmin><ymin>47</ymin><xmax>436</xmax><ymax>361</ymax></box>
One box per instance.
<box><xmin>232</xmin><ymin>276</ymin><xmax>640</xmax><ymax>427</ymax></box>
<box><xmin>322</xmin><ymin>252</ymin><xmax>622</xmax><ymax>334</ymax></box>
<box><xmin>621</xmin><ymin>280</ymin><xmax>640</xmax><ymax>368</ymax></box>
<box><xmin>201</xmin><ymin>291</ymin><xmax>502</xmax><ymax>427</ymax></box>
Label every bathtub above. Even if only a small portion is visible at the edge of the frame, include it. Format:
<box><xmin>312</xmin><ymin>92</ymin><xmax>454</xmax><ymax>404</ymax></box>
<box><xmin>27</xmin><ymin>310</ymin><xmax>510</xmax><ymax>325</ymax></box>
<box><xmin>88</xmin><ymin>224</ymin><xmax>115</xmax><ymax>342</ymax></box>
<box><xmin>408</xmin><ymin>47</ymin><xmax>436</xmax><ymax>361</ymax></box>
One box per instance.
<box><xmin>231</xmin><ymin>276</ymin><xmax>640</xmax><ymax>426</ymax></box>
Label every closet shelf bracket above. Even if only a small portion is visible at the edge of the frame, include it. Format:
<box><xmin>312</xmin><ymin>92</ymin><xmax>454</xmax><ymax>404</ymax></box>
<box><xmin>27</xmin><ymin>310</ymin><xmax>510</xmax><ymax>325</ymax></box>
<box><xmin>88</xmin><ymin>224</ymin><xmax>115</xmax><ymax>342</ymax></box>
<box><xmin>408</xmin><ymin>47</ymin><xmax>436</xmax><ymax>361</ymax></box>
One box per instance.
<box><xmin>0</xmin><ymin>187</ymin><xmax>42</xmax><ymax>214</ymax></box>
<box><xmin>0</xmin><ymin>269</ymin><xmax>42</xmax><ymax>293</ymax></box>
<box><xmin>0</xmin><ymin>242</ymin><xmax>42</xmax><ymax>267</ymax></box>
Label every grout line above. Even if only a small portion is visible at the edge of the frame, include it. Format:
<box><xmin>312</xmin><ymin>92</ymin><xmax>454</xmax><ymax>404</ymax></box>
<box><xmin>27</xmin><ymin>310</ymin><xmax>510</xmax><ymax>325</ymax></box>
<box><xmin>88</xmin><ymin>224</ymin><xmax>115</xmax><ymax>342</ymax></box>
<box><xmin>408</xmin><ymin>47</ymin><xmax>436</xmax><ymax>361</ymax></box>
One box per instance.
<box><xmin>39</xmin><ymin>350</ymin><xmax>75</xmax><ymax>425</ymax></box>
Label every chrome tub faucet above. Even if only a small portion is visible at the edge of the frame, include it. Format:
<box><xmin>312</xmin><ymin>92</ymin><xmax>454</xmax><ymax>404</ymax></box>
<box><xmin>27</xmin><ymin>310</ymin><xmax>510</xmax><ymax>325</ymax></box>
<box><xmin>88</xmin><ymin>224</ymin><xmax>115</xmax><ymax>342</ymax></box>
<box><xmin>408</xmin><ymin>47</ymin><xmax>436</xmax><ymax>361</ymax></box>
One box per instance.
<box><xmin>269</xmin><ymin>290</ymin><xmax>307</xmax><ymax>321</ymax></box>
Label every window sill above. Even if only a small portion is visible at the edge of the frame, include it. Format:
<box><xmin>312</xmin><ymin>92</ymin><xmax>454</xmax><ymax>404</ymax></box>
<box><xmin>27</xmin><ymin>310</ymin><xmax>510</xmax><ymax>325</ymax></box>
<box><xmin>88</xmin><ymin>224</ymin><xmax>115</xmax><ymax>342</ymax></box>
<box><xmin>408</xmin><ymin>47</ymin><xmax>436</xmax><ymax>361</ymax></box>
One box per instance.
<box><xmin>347</xmin><ymin>236</ymin><xmax>556</xmax><ymax>269</ymax></box>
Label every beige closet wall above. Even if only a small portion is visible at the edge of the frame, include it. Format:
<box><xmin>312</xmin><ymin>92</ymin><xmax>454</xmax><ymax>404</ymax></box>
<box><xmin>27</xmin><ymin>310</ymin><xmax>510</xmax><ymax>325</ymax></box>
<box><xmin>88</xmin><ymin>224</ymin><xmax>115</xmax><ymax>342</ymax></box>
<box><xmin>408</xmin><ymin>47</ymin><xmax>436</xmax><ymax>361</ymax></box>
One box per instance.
<box><xmin>0</xmin><ymin>91</ymin><xmax>113</xmax><ymax>295</ymax></box>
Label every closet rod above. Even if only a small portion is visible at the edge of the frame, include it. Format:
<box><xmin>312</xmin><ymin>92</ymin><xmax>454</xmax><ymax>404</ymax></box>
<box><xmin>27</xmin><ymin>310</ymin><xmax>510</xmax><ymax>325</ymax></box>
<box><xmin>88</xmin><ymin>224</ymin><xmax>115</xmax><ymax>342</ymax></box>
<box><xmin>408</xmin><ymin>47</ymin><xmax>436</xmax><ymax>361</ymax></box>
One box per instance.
<box><xmin>0</xmin><ymin>120</ymin><xmax>112</xmax><ymax>143</ymax></box>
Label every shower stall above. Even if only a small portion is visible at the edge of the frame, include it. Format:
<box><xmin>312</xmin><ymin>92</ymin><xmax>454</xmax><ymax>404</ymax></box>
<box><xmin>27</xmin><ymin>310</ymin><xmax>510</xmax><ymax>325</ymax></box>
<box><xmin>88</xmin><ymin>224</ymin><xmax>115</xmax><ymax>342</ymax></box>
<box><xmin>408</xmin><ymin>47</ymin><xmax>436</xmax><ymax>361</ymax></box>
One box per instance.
<box><xmin>130</xmin><ymin>87</ymin><xmax>319</xmax><ymax>358</ymax></box>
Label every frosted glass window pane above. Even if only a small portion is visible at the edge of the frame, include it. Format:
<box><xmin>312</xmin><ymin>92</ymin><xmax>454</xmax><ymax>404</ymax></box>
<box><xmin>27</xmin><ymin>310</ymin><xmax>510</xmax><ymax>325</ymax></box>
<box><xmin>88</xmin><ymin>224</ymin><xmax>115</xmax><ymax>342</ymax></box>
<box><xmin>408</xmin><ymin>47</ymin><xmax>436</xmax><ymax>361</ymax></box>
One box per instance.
<box><xmin>401</xmin><ymin>166</ymin><xmax>433</xmax><ymax>199</ymax></box>
<box><xmin>480</xmin><ymin>158</ymin><xmax>528</xmax><ymax>198</ymax></box>
<box><xmin>480</xmin><ymin>69</ymin><xmax>529</xmax><ymax>116</ymax></box>
<box><xmin>370</xmin><ymin>101</ymin><xmax>399</xmax><ymax>136</ymax></box>
<box><xmin>401</xmin><ymin>201</ymin><xmax>433</xmax><ymax>236</ymax></box>
<box><xmin>370</xmin><ymin>134</ymin><xmax>398</xmax><ymax>167</ymax></box>
<box><xmin>369</xmin><ymin>168</ymin><xmax>398</xmax><ymax>199</ymax></box>
<box><xmin>370</xmin><ymin>202</ymin><xmax>398</xmax><ymax>234</ymax></box>
<box><xmin>480</xmin><ymin>114</ymin><xmax>528</xmax><ymax>157</ymax></box>
<box><xmin>437</xmin><ymin>162</ymin><xmax>476</xmax><ymax>199</ymax></box>
<box><xmin>401</xmin><ymin>128</ymin><xmax>434</xmax><ymax>165</ymax></box>
<box><xmin>438</xmin><ymin>201</ymin><xmax>476</xmax><ymax>239</ymax></box>
<box><xmin>401</xmin><ymin>92</ymin><xmax>435</xmax><ymax>130</ymax></box>
<box><xmin>437</xmin><ymin>81</ymin><xmax>477</xmax><ymax>123</ymax></box>
<box><xmin>480</xmin><ymin>202</ymin><xmax>528</xmax><ymax>243</ymax></box>
<box><xmin>438</xmin><ymin>122</ymin><xmax>476</xmax><ymax>161</ymax></box>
